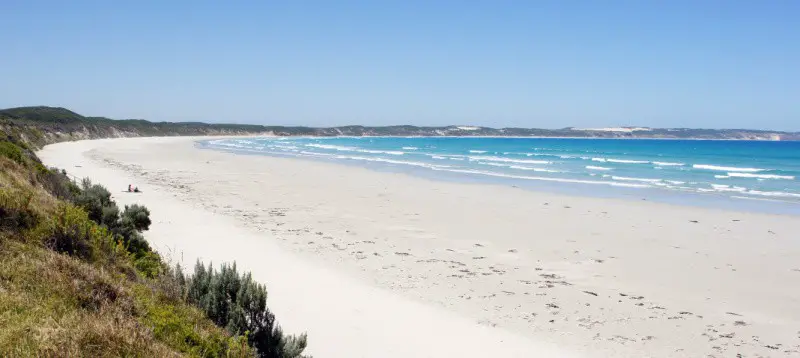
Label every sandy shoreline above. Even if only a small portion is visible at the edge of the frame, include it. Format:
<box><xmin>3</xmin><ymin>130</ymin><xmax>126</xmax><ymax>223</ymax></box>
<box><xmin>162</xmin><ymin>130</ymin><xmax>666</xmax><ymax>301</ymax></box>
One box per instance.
<box><xmin>40</xmin><ymin>137</ymin><xmax>800</xmax><ymax>357</ymax></box>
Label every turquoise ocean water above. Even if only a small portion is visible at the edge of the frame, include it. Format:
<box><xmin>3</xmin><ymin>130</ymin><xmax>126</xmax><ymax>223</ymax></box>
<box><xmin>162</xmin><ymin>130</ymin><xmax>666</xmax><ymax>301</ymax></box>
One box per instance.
<box><xmin>201</xmin><ymin>137</ymin><xmax>800</xmax><ymax>214</ymax></box>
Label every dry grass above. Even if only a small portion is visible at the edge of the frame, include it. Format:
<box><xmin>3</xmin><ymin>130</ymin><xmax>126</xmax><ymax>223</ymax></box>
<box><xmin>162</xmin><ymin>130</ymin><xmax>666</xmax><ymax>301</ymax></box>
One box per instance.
<box><xmin>0</xmin><ymin>153</ymin><xmax>254</xmax><ymax>357</ymax></box>
<box><xmin>0</xmin><ymin>238</ymin><xmax>252</xmax><ymax>357</ymax></box>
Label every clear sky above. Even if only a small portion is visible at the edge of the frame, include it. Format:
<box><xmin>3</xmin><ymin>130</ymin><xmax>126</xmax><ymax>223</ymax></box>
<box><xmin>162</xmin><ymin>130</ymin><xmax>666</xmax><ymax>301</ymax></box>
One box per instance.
<box><xmin>1</xmin><ymin>1</ymin><xmax>798</xmax><ymax>130</ymax></box>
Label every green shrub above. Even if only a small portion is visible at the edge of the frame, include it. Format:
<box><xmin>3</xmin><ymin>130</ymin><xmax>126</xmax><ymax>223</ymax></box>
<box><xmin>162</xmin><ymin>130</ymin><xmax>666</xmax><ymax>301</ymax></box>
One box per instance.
<box><xmin>120</xmin><ymin>204</ymin><xmax>151</xmax><ymax>231</ymax></box>
<box><xmin>32</xmin><ymin>204</ymin><xmax>113</xmax><ymax>261</ymax></box>
<box><xmin>0</xmin><ymin>189</ymin><xmax>41</xmax><ymax>231</ymax></box>
<box><xmin>0</xmin><ymin>141</ymin><xmax>25</xmax><ymax>165</ymax></box>
<box><xmin>73</xmin><ymin>178</ymin><xmax>114</xmax><ymax>224</ymax></box>
<box><xmin>37</xmin><ymin>167</ymin><xmax>80</xmax><ymax>201</ymax></box>
<box><xmin>184</xmin><ymin>261</ymin><xmax>309</xmax><ymax>358</ymax></box>
<box><xmin>133</xmin><ymin>284</ymin><xmax>254</xmax><ymax>357</ymax></box>
<box><xmin>133</xmin><ymin>251</ymin><xmax>163</xmax><ymax>279</ymax></box>
<box><xmin>101</xmin><ymin>204</ymin><xmax>119</xmax><ymax>228</ymax></box>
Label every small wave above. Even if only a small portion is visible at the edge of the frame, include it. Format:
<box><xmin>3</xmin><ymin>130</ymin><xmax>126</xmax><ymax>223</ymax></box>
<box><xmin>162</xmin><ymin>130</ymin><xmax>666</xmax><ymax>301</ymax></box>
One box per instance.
<box><xmin>469</xmin><ymin>150</ymin><xmax>487</xmax><ymax>154</ymax></box>
<box><xmin>305</xmin><ymin>143</ymin><xmax>404</xmax><ymax>155</ymax></box>
<box><xmin>591</xmin><ymin>157</ymin><xmax>649</xmax><ymax>164</ymax></box>
<box><xmin>270</xmin><ymin>145</ymin><xmax>299</xmax><ymax>150</ymax></box>
<box><xmin>305</xmin><ymin>143</ymin><xmax>356</xmax><ymax>151</ymax></box>
<box><xmin>468</xmin><ymin>156</ymin><xmax>550</xmax><ymax>165</ymax></box>
<box><xmin>726</xmin><ymin>172</ymin><xmax>794</xmax><ymax>180</ymax></box>
<box><xmin>611</xmin><ymin>176</ymin><xmax>663</xmax><ymax>183</ymax></box>
<box><xmin>509</xmin><ymin>165</ymin><xmax>560</xmax><ymax>173</ymax></box>
<box><xmin>429</xmin><ymin>168</ymin><xmax>651</xmax><ymax>188</ymax></box>
<box><xmin>653</xmin><ymin>161</ymin><xmax>684</xmax><ymax>166</ymax></box>
<box><xmin>711</xmin><ymin>184</ymin><xmax>747</xmax><ymax>192</ymax></box>
<box><xmin>335</xmin><ymin>155</ymin><xmax>449</xmax><ymax>169</ymax></box>
<box><xmin>431</xmin><ymin>156</ymin><xmax>447</xmax><ymax>160</ymax></box>
<box><xmin>586</xmin><ymin>166</ymin><xmax>612</xmax><ymax>171</ymax></box>
<box><xmin>607</xmin><ymin>159</ymin><xmax>649</xmax><ymax>164</ymax></box>
<box><xmin>693</xmin><ymin>164</ymin><xmax>765</xmax><ymax>172</ymax></box>
<box><xmin>402</xmin><ymin>147</ymin><xmax>418</xmax><ymax>150</ymax></box>
<box><xmin>480</xmin><ymin>162</ymin><xmax>560</xmax><ymax>173</ymax></box>
<box><xmin>666</xmin><ymin>180</ymin><xmax>686</xmax><ymax>185</ymax></box>
<box><xmin>744</xmin><ymin>190</ymin><xmax>800</xmax><ymax>199</ymax></box>
<box><xmin>299</xmin><ymin>151</ymin><xmax>335</xmax><ymax>157</ymax></box>
<box><xmin>731</xmin><ymin>196</ymin><xmax>793</xmax><ymax>203</ymax></box>
<box><xmin>714</xmin><ymin>175</ymin><xmax>730</xmax><ymax>179</ymax></box>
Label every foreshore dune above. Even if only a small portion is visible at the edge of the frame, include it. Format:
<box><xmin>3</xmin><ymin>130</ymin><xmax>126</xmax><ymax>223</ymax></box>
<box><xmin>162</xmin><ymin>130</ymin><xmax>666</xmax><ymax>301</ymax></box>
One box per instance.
<box><xmin>39</xmin><ymin>137</ymin><xmax>800</xmax><ymax>357</ymax></box>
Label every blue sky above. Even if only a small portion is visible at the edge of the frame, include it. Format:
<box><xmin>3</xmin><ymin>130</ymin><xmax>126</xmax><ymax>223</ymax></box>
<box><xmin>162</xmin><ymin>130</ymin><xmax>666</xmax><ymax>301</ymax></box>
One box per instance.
<box><xmin>1</xmin><ymin>1</ymin><xmax>798</xmax><ymax>130</ymax></box>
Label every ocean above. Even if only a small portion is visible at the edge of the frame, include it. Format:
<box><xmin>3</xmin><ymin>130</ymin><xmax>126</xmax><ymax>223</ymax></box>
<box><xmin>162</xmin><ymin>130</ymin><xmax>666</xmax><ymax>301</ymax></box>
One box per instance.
<box><xmin>200</xmin><ymin>137</ymin><xmax>800</xmax><ymax>214</ymax></box>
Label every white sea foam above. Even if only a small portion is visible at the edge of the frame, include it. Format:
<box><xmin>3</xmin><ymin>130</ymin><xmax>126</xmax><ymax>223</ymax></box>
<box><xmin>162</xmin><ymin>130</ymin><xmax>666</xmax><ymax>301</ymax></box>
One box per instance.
<box><xmin>271</xmin><ymin>145</ymin><xmax>299</xmax><ymax>150</ymax></box>
<box><xmin>429</xmin><ymin>168</ymin><xmax>651</xmax><ymax>188</ymax></box>
<box><xmin>431</xmin><ymin>156</ymin><xmax>447</xmax><ymax>160</ymax></box>
<box><xmin>305</xmin><ymin>143</ymin><xmax>357</xmax><ymax>151</ymax></box>
<box><xmin>508</xmin><ymin>165</ymin><xmax>560</xmax><ymax>173</ymax></box>
<box><xmin>611</xmin><ymin>176</ymin><xmax>663</xmax><ymax>183</ymax></box>
<box><xmin>299</xmin><ymin>151</ymin><xmax>335</xmax><ymax>157</ymax></box>
<box><xmin>607</xmin><ymin>159</ymin><xmax>649</xmax><ymax>164</ymax></box>
<box><xmin>744</xmin><ymin>190</ymin><xmax>800</xmax><ymax>199</ymax></box>
<box><xmin>402</xmin><ymin>147</ymin><xmax>419</xmax><ymax>150</ymax></box>
<box><xmin>335</xmin><ymin>155</ymin><xmax>449</xmax><ymax>169</ymax></box>
<box><xmin>305</xmin><ymin>143</ymin><xmax>404</xmax><ymax>156</ymax></box>
<box><xmin>653</xmin><ymin>161</ymin><xmax>684</xmax><ymax>166</ymax></box>
<box><xmin>468</xmin><ymin>156</ymin><xmax>551</xmax><ymax>165</ymax></box>
<box><xmin>714</xmin><ymin>175</ymin><xmax>730</xmax><ymax>179</ymax></box>
<box><xmin>711</xmin><ymin>184</ymin><xmax>747</xmax><ymax>192</ymax></box>
<box><xmin>469</xmin><ymin>150</ymin><xmax>487</xmax><ymax>153</ymax></box>
<box><xmin>591</xmin><ymin>157</ymin><xmax>649</xmax><ymax>164</ymax></box>
<box><xmin>480</xmin><ymin>162</ymin><xmax>560</xmax><ymax>173</ymax></box>
<box><xmin>586</xmin><ymin>166</ymin><xmax>612</xmax><ymax>171</ymax></box>
<box><xmin>666</xmin><ymin>180</ymin><xmax>686</xmax><ymax>185</ymax></box>
<box><xmin>726</xmin><ymin>172</ymin><xmax>794</xmax><ymax>180</ymax></box>
<box><xmin>693</xmin><ymin>164</ymin><xmax>765</xmax><ymax>172</ymax></box>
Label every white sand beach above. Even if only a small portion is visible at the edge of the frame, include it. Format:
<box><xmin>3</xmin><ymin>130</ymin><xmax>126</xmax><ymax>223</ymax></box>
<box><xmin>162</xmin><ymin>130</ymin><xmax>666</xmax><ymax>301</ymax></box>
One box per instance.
<box><xmin>39</xmin><ymin>137</ymin><xmax>800</xmax><ymax>357</ymax></box>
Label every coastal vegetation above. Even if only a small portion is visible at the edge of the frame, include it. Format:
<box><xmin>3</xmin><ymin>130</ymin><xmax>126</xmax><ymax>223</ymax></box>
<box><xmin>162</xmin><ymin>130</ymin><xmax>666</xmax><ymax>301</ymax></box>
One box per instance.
<box><xmin>2</xmin><ymin>105</ymin><xmax>797</xmax><ymax>141</ymax></box>
<box><xmin>0</xmin><ymin>113</ymin><xmax>308</xmax><ymax>356</ymax></box>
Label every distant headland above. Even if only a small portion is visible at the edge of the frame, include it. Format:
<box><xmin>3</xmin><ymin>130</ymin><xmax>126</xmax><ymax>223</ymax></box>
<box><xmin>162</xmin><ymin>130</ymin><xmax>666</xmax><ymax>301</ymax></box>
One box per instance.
<box><xmin>2</xmin><ymin>106</ymin><xmax>797</xmax><ymax>142</ymax></box>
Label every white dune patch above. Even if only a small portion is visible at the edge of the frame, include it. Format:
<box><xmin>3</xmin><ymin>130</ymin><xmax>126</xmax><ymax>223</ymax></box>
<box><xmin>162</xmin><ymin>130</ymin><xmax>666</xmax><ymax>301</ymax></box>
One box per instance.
<box><xmin>572</xmin><ymin>127</ymin><xmax>652</xmax><ymax>132</ymax></box>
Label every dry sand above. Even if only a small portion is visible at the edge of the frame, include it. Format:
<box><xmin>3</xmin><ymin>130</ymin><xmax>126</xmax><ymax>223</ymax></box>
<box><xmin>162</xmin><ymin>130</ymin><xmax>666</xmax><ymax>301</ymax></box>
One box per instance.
<box><xmin>39</xmin><ymin>137</ymin><xmax>800</xmax><ymax>357</ymax></box>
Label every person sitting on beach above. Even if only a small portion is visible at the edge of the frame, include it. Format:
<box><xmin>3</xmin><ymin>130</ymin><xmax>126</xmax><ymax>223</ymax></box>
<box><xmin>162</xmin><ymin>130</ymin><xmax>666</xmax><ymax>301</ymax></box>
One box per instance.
<box><xmin>128</xmin><ymin>184</ymin><xmax>132</xmax><ymax>192</ymax></box>
<box><xmin>134</xmin><ymin>187</ymin><xmax>140</xmax><ymax>193</ymax></box>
